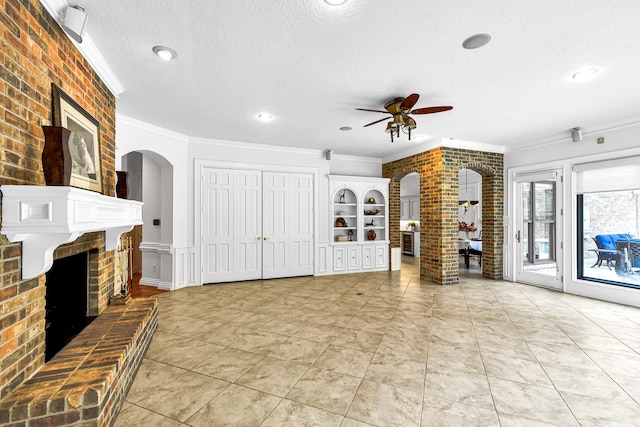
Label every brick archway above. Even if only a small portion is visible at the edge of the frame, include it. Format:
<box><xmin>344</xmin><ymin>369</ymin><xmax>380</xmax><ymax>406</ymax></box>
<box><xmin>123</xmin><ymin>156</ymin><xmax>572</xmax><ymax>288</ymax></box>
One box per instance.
<box><xmin>383</xmin><ymin>147</ymin><xmax>503</xmax><ymax>285</ymax></box>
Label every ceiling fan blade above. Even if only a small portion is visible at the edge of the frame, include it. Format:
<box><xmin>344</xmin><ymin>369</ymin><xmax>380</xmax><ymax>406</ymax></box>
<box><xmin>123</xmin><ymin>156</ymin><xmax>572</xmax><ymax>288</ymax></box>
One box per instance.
<box><xmin>400</xmin><ymin>93</ymin><xmax>419</xmax><ymax>111</ymax></box>
<box><xmin>363</xmin><ymin>117</ymin><xmax>391</xmax><ymax>127</ymax></box>
<box><xmin>410</xmin><ymin>106</ymin><xmax>453</xmax><ymax>115</ymax></box>
<box><xmin>356</xmin><ymin>108</ymin><xmax>389</xmax><ymax>113</ymax></box>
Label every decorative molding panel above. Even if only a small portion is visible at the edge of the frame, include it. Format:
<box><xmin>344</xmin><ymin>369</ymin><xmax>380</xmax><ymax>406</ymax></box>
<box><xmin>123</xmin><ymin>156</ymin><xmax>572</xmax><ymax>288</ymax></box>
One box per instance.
<box><xmin>1</xmin><ymin>185</ymin><xmax>143</xmax><ymax>279</ymax></box>
<box><xmin>139</xmin><ymin>242</ymin><xmax>173</xmax><ymax>254</ymax></box>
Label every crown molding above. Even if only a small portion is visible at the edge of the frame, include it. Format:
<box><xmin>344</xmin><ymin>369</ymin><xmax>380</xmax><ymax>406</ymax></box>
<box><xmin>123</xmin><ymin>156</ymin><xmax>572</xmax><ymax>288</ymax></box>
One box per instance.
<box><xmin>116</xmin><ymin>114</ymin><xmax>189</xmax><ymax>142</ymax></box>
<box><xmin>39</xmin><ymin>0</ymin><xmax>125</xmax><ymax>97</ymax></box>
<box><xmin>332</xmin><ymin>153</ymin><xmax>381</xmax><ymax>164</ymax></box>
<box><xmin>189</xmin><ymin>135</ymin><xmax>327</xmax><ymax>157</ymax></box>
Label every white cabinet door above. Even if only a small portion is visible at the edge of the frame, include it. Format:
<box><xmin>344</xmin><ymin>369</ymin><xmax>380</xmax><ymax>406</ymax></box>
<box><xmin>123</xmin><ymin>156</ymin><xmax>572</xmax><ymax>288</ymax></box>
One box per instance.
<box><xmin>375</xmin><ymin>245</ymin><xmax>388</xmax><ymax>268</ymax></box>
<box><xmin>347</xmin><ymin>246</ymin><xmax>360</xmax><ymax>270</ymax></box>
<box><xmin>400</xmin><ymin>198</ymin><xmax>410</xmax><ymax>220</ymax></box>
<box><xmin>263</xmin><ymin>172</ymin><xmax>314</xmax><ymax>279</ymax></box>
<box><xmin>410</xmin><ymin>198</ymin><xmax>420</xmax><ymax>220</ymax></box>
<box><xmin>202</xmin><ymin>168</ymin><xmax>235</xmax><ymax>283</ymax></box>
<box><xmin>234</xmin><ymin>171</ymin><xmax>262</xmax><ymax>281</ymax></box>
<box><xmin>362</xmin><ymin>245</ymin><xmax>374</xmax><ymax>269</ymax></box>
<box><xmin>334</xmin><ymin>246</ymin><xmax>346</xmax><ymax>271</ymax></box>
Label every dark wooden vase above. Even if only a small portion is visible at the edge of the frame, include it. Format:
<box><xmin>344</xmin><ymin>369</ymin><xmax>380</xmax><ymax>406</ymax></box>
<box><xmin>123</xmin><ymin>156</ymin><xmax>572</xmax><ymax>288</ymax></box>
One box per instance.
<box><xmin>367</xmin><ymin>229</ymin><xmax>376</xmax><ymax>240</ymax></box>
<box><xmin>42</xmin><ymin>126</ymin><xmax>73</xmax><ymax>186</ymax></box>
<box><xmin>116</xmin><ymin>171</ymin><xmax>128</xmax><ymax>199</ymax></box>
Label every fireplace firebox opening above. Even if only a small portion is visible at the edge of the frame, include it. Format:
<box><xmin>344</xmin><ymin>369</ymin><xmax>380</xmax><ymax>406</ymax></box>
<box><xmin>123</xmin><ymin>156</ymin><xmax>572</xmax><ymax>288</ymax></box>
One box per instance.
<box><xmin>45</xmin><ymin>251</ymin><xmax>97</xmax><ymax>361</ymax></box>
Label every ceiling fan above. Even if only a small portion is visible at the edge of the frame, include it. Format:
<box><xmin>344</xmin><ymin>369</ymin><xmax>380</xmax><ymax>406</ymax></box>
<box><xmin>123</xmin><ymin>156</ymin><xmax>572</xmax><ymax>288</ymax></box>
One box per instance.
<box><xmin>356</xmin><ymin>93</ymin><xmax>453</xmax><ymax>142</ymax></box>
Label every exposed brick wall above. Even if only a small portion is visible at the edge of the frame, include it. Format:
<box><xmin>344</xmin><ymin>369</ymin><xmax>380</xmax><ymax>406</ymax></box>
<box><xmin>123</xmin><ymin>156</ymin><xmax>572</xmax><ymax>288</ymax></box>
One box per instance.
<box><xmin>383</xmin><ymin>147</ymin><xmax>504</xmax><ymax>285</ymax></box>
<box><xmin>0</xmin><ymin>298</ymin><xmax>157</xmax><ymax>427</ymax></box>
<box><xmin>1</xmin><ymin>0</ymin><xmax>117</xmax><ymax>399</ymax></box>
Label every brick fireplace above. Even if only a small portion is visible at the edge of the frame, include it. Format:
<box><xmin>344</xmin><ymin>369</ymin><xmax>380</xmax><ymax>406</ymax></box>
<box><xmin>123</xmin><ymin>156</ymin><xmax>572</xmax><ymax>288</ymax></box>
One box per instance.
<box><xmin>0</xmin><ymin>0</ymin><xmax>118</xmax><ymax>399</ymax></box>
<box><xmin>0</xmin><ymin>1</ymin><xmax>156</xmax><ymax>425</ymax></box>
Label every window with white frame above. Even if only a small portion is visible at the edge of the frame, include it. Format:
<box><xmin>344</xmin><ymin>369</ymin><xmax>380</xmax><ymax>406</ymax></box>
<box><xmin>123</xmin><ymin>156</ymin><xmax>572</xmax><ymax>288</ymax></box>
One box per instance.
<box><xmin>575</xmin><ymin>156</ymin><xmax>640</xmax><ymax>288</ymax></box>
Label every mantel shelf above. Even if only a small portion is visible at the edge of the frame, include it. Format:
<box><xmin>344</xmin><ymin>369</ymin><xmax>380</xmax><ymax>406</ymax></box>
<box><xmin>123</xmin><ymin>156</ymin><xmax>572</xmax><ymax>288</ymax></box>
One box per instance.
<box><xmin>1</xmin><ymin>185</ymin><xmax>143</xmax><ymax>279</ymax></box>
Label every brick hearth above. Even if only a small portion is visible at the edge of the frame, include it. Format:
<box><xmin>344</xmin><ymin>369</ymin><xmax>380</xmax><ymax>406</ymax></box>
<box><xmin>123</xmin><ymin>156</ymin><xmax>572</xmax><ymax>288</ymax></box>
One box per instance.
<box><xmin>0</xmin><ymin>298</ymin><xmax>157</xmax><ymax>427</ymax></box>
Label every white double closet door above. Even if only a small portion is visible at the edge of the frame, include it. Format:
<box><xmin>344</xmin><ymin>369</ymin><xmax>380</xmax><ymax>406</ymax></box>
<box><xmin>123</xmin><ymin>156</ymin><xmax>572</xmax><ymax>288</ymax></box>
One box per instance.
<box><xmin>202</xmin><ymin>168</ymin><xmax>313</xmax><ymax>283</ymax></box>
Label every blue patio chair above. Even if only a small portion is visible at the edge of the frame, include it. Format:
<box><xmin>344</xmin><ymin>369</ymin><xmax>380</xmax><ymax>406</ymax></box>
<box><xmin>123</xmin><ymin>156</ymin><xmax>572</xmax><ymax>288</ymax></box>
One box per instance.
<box><xmin>592</xmin><ymin>234</ymin><xmax>632</xmax><ymax>268</ymax></box>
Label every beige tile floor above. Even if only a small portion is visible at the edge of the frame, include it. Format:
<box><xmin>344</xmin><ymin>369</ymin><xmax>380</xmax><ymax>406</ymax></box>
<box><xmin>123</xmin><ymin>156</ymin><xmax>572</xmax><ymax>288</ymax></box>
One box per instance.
<box><xmin>116</xmin><ymin>260</ymin><xmax>640</xmax><ymax>426</ymax></box>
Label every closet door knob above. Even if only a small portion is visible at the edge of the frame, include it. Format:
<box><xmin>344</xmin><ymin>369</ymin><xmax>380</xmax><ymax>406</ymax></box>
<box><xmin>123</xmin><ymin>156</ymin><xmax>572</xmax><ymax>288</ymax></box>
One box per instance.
<box><xmin>256</xmin><ymin>236</ymin><xmax>261</xmax><ymax>240</ymax></box>
<box><xmin>263</xmin><ymin>237</ymin><xmax>268</xmax><ymax>240</ymax></box>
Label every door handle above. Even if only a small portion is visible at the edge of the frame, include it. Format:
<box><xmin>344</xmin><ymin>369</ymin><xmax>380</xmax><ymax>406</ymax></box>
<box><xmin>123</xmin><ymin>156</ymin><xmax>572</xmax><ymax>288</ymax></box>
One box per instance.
<box><xmin>516</xmin><ymin>230</ymin><xmax>521</xmax><ymax>243</ymax></box>
<box><xmin>256</xmin><ymin>237</ymin><xmax>261</xmax><ymax>240</ymax></box>
<box><xmin>263</xmin><ymin>237</ymin><xmax>268</xmax><ymax>240</ymax></box>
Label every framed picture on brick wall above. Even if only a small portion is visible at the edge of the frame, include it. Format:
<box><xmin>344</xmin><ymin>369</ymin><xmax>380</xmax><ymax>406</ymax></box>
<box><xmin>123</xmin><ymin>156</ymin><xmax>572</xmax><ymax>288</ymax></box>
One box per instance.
<box><xmin>49</xmin><ymin>83</ymin><xmax>102</xmax><ymax>192</ymax></box>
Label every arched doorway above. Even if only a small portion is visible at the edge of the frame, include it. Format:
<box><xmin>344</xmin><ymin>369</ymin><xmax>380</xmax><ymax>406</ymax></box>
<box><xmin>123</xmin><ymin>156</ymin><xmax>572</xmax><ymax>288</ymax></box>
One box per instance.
<box><xmin>458</xmin><ymin>168</ymin><xmax>482</xmax><ymax>276</ymax></box>
<box><xmin>121</xmin><ymin>150</ymin><xmax>174</xmax><ymax>289</ymax></box>
<box><xmin>400</xmin><ymin>172</ymin><xmax>420</xmax><ymax>272</ymax></box>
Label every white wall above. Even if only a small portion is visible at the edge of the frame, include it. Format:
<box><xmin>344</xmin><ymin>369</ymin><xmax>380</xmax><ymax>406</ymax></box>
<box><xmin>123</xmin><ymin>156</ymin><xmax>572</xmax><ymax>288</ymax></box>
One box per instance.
<box><xmin>504</xmin><ymin>121</ymin><xmax>640</xmax><ymax>307</ymax></box>
<box><xmin>330</xmin><ymin>155</ymin><xmax>381</xmax><ymax>177</ymax></box>
<box><xmin>116</xmin><ymin>115</ymin><xmax>189</xmax><ymax>289</ymax></box>
<box><xmin>116</xmin><ymin>115</ymin><xmax>382</xmax><ymax>289</ymax></box>
<box><xmin>142</xmin><ymin>155</ymin><xmax>161</xmax><ymax>243</ymax></box>
<box><xmin>116</xmin><ymin>115</ymin><xmax>189</xmax><ymax>247</ymax></box>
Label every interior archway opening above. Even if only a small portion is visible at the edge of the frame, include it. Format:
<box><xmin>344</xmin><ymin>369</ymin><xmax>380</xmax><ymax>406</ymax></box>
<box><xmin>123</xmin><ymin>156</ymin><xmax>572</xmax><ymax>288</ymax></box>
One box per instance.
<box><xmin>458</xmin><ymin>168</ymin><xmax>483</xmax><ymax>277</ymax></box>
<box><xmin>400</xmin><ymin>172</ymin><xmax>421</xmax><ymax>274</ymax></box>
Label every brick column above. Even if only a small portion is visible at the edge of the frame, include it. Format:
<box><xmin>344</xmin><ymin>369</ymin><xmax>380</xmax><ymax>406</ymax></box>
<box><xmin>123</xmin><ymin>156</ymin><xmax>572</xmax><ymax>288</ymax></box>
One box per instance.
<box><xmin>383</xmin><ymin>147</ymin><xmax>504</xmax><ymax>285</ymax></box>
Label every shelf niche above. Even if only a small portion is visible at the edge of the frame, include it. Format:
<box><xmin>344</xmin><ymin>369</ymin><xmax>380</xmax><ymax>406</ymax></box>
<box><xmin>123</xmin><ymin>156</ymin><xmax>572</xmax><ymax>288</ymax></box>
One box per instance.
<box><xmin>333</xmin><ymin>187</ymin><xmax>357</xmax><ymax>242</ymax></box>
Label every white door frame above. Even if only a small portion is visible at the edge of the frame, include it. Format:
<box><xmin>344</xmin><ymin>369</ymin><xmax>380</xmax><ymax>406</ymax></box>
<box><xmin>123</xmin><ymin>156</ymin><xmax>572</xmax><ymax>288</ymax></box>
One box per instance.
<box><xmin>194</xmin><ymin>159</ymin><xmax>318</xmax><ymax>285</ymax></box>
<box><xmin>511</xmin><ymin>167</ymin><xmax>564</xmax><ymax>290</ymax></box>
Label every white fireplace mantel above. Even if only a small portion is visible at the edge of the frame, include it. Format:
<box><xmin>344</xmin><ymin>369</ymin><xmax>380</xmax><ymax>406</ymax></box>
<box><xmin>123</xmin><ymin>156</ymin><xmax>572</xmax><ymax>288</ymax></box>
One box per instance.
<box><xmin>1</xmin><ymin>185</ymin><xmax>143</xmax><ymax>279</ymax></box>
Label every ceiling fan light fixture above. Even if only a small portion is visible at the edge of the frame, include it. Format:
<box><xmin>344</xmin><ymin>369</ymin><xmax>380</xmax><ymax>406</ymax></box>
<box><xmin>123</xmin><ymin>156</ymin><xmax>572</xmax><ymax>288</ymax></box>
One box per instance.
<box><xmin>323</xmin><ymin>0</ymin><xmax>348</xmax><ymax>5</ymax></box>
<box><xmin>384</xmin><ymin>122</ymin><xmax>396</xmax><ymax>142</ymax></box>
<box><xmin>152</xmin><ymin>46</ymin><xmax>177</xmax><ymax>61</ymax></box>
<box><xmin>356</xmin><ymin>93</ymin><xmax>452</xmax><ymax>143</ymax></box>
<box><xmin>462</xmin><ymin>33</ymin><xmax>491</xmax><ymax>50</ymax></box>
<box><xmin>403</xmin><ymin>117</ymin><xmax>416</xmax><ymax>130</ymax></box>
<box><xmin>390</xmin><ymin>114</ymin><xmax>405</xmax><ymax>128</ymax></box>
<box><xmin>384</xmin><ymin>122</ymin><xmax>394</xmax><ymax>133</ymax></box>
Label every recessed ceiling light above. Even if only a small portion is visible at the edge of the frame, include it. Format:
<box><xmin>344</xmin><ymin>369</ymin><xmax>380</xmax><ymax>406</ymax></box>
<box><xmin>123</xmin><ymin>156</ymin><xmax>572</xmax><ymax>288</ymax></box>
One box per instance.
<box><xmin>462</xmin><ymin>33</ymin><xmax>491</xmax><ymax>50</ymax></box>
<box><xmin>152</xmin><ymin>46</ymin><xmax>177</xmax><ymax>61</ymax></box>
<box><xmin>257</xmin><ymin>113</ymin><xmax>273</xmax><ymax>121</ymax></box>
<box><xmin>572</xmin><ymin>68</ymin><xmax>599</xmax><ymax>81</ymax></box>
<box><xmin>324</xmin><ymin>0</ymin><xmax>348</xmax><ymax>5</ymax></box>
<box><xmin>339</xmin><ymin>126</ymin><xmax>352</xmax><ymax>131</ymax></box>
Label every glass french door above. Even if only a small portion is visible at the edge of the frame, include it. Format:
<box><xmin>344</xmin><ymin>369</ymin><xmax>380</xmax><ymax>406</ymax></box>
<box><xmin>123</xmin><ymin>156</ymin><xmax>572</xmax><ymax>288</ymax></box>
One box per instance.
<box><xmin>515</xmin><ymin>169</ymin><xmax>563</xmax><ymax>289</ymax></box>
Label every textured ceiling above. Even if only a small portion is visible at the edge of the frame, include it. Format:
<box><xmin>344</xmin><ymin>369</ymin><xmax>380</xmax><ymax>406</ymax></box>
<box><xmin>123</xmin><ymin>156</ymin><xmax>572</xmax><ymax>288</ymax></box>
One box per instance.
<box><xmin>71</xmin><ymin>0</ymin><xmax>640</xmax><ymax>159</ymax></box>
